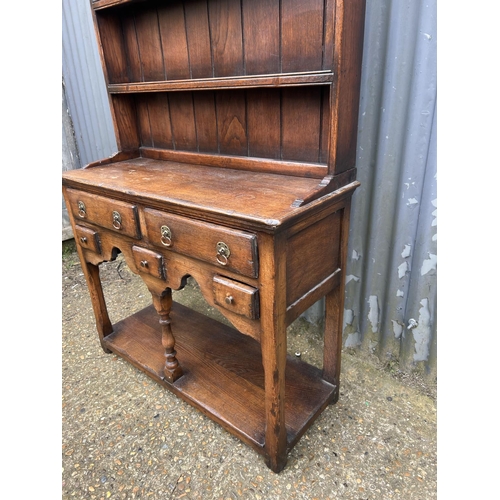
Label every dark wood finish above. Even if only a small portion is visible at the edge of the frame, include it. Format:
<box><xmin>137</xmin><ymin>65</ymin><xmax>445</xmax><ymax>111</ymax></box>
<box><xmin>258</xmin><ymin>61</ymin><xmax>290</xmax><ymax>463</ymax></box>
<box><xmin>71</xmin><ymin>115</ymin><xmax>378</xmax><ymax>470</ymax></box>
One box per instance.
<box><xmin>213</xmin><ymin>275</ymin><xmax>260</xmax><ymax>320</ymax></box>
<box><xmin>64</xmin><ymin>0</ymin><xmax>366</xmax><ymax>473</ymax></box>
<box><xmin>131</xmin><ymin>245</ymin><xmax>166</xmax><ymax>281</ymax></box>
<box><xmin>107</xmin><ymin>71</ymin><xmax>333</xmax><ymax>93</ymax></box>
<box><xmin>103</xmin><ymin>302</ymin><xmax>335</xmax><ymax>451</ymax></box>
<box><xmin>143</xmin><ymin>207</ymin><xmax>259</xmax><ymax>278</ymax></box>
<box><xmin>65</xmin><ymin>188</ymin><xmax>141</xmax><ymax>239</ymax></box>
<box><xmin>74</xmin><ymin>225</ymin><xmax>101</xmax><ymax>255</ymax></box>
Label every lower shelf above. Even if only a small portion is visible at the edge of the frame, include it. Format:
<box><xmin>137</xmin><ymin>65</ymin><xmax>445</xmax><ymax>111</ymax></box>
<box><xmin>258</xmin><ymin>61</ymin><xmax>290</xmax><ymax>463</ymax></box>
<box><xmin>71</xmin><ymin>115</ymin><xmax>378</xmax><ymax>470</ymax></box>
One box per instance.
<box><xmin>103</xmin><ymin>302</ymin><xmax>335</xmax><ymax>455</ymax></box>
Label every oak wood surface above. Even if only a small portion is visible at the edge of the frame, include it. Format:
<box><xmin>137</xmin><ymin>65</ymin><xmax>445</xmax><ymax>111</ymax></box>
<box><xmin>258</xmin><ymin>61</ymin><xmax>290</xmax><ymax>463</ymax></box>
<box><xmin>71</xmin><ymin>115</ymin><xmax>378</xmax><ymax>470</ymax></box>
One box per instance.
<box><xmin>212</xmin><ymin>275</ymin><xmax>260</xmax><ymax>320</ymax></box>
<box><xmin>66</xmin><ymin>0</ymin><xmax>366</xmax><ymax>473</ymax></box>
<box><xmin>104</xmin><ymin>302</ymin><xmax>335</xmax><ymax>451</ymax></box>
<box><xmin>107</xmin><ymin>72</ymin><xmax>333</xmax><ymax>93</ymax></box>
<box><xmin>143</xmin><ymin>207</ymin><xmax>259</xmax><ymax>278</ymax></box>
<box><xmin>63</xmin><ymin>158</ymin><xmax>325</xmax><ymax>224</ymax></box>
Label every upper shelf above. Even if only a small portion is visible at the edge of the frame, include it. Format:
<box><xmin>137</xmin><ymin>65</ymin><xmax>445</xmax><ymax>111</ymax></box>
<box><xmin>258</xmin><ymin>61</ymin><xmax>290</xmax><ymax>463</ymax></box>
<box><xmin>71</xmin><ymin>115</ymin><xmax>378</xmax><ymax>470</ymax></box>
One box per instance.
<box><xmin>108</xmin><ymin>71</ymin><xmax>333</xmax><ymax>94</ymax></box>
<box><xmin>92</xmin><ymin>0</ymin><xmax>139</xmax><ymax>10</ymax></box>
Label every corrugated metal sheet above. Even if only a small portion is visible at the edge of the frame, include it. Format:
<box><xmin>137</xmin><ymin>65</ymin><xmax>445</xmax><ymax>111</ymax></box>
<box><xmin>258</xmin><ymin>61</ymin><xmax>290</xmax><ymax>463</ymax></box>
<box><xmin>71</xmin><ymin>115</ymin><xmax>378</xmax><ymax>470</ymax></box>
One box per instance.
<box><xmin>61</xmin><ymin>0</ymin><xmax>437</xmax><ymax>378</ymax></box>
<box><xmin>62</xmin><ymin>79</ymin><xmax>81</xmax><ymax>240</ymax></box>
<box><xmin>62</xmin><ymin>0</ymin><xmax>117</xmax><ymax>166</ymax></box>
<box><xmin>344</xmin><ymin>0</ymin><xmax>436</xmax><ymax>378</ymax></box>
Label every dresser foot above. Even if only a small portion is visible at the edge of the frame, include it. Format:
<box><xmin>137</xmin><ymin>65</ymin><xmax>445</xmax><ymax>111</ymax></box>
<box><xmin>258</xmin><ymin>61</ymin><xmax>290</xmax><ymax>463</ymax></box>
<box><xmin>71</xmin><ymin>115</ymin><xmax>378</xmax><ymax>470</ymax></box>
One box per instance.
<box><xmin>265</xmin><ymin>454</ymin><xmax>288</xmax><ymax>474</ymax></box>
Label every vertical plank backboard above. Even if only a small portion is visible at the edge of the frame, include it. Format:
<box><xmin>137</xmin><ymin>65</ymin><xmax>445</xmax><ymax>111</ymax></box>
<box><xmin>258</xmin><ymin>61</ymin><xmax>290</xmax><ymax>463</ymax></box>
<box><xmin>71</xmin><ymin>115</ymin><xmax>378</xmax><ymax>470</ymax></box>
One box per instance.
<box><xmin>121</xmin><ymin>13</ymin><xmax>142</xmax><ymax>82</ymax></box>
<box><xmin>216</xmin><ymin>89</ymin><xmax>248</xmax><ymax>155</ymax></box>
<box><xmin>193</xmin><ymin>91</ymin><xmax>219</xmax><ymax>153</ymax></box>
<box><xmin>208</xmin><ymin>0</ymin><xmax>244</xmax><ymax>77</ymax></box>
<box><xmin>246</xmin><ymin>89</ymin><xmax>280</xmax><ymax>159</ymax></box>
<box><xmin>184</xmin><ymin>0</ymin><xmax>213</xmax><ymax>79</ymax></box>
<box><xmin>242</xmin><ymin>0</ymin><xmax>280</xmax><ymax>75</ymax></box>
<box><xmin>281</xmin><ymin>0</ymin><xmax>324</xmax><ymax>73</ymax></box>
<box><xmin>169</xmin><ymin>92</ymin><xmax>198</xmax><ymax>151</ymax></box>
<box><xmin>134</xmin><ymin>8</ymin><xmax>165</xmax><ymax>81</ymax></box>
<box><xmin>281</xmin><ymin>87</ymin><xmax>322</xmax><ymax>162</ymax></box>
<box><xmin>147</xmin><ymin>94</ymin><xmax>174</xmax><ymax>149</ymax></box>
<box><xmin>135</xmin><ymin>96</ymin><xmax>153</xmax><ymax>148</ymax></box>
<box><xmin>158</xmin><ymin>4</ymin><xmax>191</xmax><ymax>80</ymax></box>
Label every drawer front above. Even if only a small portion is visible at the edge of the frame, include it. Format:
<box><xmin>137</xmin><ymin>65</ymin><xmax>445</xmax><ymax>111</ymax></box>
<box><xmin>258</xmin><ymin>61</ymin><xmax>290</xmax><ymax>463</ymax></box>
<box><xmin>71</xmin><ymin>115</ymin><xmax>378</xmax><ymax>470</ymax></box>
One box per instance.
<box><xmin>66</xmin><ymin>189</ymin><xmax>141</xmax><ymax>239</ymax></box>
<box><xmin>213</xmin><ymin>275</ymin><xmax>259</xmax><ymax>320</ymax></box>
<box><xmin>143</xmin><ymin>208</ymin><xmax>258</xmax><ymax>278</ymax></box>
<box><xmin>74</xmin><ymin>225</ymin><xmax>101</xmax><ymax>254</ymax></box>
<box><xmin>132</xmin><ymin>246</ymin><xmax>166</xmax><ymax>280</ymax></box>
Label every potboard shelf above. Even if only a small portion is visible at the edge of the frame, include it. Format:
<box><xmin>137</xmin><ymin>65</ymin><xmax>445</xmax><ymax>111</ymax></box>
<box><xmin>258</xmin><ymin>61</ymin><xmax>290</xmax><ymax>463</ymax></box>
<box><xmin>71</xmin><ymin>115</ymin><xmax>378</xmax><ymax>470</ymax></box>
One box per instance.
<box><xmin>103</xmin><ymin>302</ymin><xmax>336</xmax><ymax>454</ymax></box>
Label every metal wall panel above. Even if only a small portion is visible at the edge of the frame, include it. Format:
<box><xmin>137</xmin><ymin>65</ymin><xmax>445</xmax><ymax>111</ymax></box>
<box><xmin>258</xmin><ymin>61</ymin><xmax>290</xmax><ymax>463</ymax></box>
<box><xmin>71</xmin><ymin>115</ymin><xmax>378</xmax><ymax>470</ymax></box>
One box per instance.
<box><xmin>61</xmin><ymin>0</ymin><xmax>437</xmax><ymax>378</ymax></box>
<box><xmin>344</xmin><ymin>0</ymin><xmax>436</xmax><ymax>378</ymax></box>
<box><xmin>62</xmin><ymin>0</ymin><xmax>117</xmax><ymax>166</ymax></box>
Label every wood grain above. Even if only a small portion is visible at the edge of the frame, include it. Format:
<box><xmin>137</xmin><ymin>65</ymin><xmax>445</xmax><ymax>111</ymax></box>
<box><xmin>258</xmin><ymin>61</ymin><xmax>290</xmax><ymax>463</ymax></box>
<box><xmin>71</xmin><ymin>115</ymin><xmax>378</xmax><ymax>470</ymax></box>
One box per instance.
<box><xmin>208</xmin><ymin>0</ymin><xmax>244</xmax><ymax>77</ymax></box>
<box><xmin>158</xmin><ymin>3</ymin><xmax>190</xmax><ymax>80</ymax></box>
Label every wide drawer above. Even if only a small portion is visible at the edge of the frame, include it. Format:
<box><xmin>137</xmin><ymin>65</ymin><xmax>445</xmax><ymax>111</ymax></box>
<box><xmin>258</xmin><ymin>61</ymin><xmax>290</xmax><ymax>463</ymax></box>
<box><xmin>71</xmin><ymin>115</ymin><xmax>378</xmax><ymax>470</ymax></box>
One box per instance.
<box><xmin>143</xmin><ymin>208</ymin><xmax>258</xmax><ymax>278</ymax></box>
<box><xmin>65</xmin><ymin>189</ymin><xmax>141</xmax><ymax>239</ymax></box>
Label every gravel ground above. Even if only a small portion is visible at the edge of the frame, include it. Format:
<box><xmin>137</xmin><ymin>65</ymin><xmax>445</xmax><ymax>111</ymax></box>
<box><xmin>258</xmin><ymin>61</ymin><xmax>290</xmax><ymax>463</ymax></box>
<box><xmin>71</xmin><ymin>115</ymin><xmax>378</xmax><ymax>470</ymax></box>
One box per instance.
<box><xmin>62</xmin><ymin>244</ymin><xmax>437</xmax><ymax>499</ymax></box>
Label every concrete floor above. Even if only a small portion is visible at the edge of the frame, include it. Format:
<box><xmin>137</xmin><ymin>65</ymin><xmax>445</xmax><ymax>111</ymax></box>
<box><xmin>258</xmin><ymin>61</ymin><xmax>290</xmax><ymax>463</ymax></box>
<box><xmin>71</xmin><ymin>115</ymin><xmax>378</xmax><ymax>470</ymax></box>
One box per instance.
<box><xmin>62</xmin><ymin>246</ymin><xmax>436</xmax><ymax>499</ymax></box>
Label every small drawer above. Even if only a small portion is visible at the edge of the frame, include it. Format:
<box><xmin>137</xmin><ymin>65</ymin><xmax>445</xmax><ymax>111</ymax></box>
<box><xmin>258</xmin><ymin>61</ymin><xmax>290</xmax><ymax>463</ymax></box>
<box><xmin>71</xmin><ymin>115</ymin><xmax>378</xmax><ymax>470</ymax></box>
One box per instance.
<box><xmin>132</xmin><ymin>246</ymin><xmax>166</xmax><ymax>280</ymax></box>
<box><xmin>74</xmin><ymin>225</ymin><xmax>101</xmax><ymax>254</ymax></box>
<box><xmin>66</xmin><ymin>188</ymin><xmax>141</xmax><ymax>239</ymax></box>
<box><xmin>143</xmin><ymin>208</ymin><xmax>258</xmax><ymax>278</ymax></box>
<box><xmin>213</xmin><ymin>275</ymin><xmax>259</xmax><ymax>320</ymax></box>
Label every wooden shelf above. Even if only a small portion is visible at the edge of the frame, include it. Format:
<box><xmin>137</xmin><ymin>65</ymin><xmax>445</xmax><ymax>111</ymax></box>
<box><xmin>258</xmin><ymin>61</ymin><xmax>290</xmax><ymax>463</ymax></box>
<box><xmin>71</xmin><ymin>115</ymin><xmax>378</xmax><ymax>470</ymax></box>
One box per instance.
<box><xmin>103</xmin><ymin>302</ymin><xmax>336</xmax><ymax>454</ymax></box>
<box><xmin>108</xmin><ymin>71</ymin><xmax>334</xmax><ymax>94</ymax></box>
<box><xmin>92</xmin><ymin>0</ymin><xmax>137</xmax><ymax>10</ymax></box>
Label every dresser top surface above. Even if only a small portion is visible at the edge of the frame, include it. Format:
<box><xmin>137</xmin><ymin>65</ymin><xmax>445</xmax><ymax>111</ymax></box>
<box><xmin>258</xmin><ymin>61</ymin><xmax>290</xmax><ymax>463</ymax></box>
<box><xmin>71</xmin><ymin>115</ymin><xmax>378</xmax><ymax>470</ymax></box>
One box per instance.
<box><xmin>62</xmin><ymin>158</ymin><xmax>324</xmax><ymax>227</ymax></box>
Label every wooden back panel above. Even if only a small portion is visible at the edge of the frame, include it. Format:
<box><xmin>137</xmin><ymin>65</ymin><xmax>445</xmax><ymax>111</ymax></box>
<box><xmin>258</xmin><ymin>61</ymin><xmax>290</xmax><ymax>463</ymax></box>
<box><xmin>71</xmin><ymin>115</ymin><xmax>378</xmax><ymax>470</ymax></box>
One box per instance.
<box><xmin>96</xmin><ymin>0</ymin><xmax>333</xmax><ymax>83</ymax></box>
<box><xmin>134</xmin><ymin>87</ymin><xmax>329</xmax><ymax>164</ymax></box>
<box><xmin>92</xmin><ymin>0</ymin><xmax>366</xmax><ymax>178</ymax></box>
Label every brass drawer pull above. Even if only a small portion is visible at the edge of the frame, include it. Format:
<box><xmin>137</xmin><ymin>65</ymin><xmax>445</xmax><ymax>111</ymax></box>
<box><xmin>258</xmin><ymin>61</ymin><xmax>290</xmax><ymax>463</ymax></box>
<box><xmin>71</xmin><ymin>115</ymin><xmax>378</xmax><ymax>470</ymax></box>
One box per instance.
<box><xmin>225</xmin><ymin>294</ymin><xmax>234</xmax><ymax>305</ymax></box>
<box><xmin>140</xmin><ymin>260</ymin><xmax>149</xmax><ymax>268</ymax></box>
<box><xmin>80</xmin><ymin>236</ymin><xmax>88</xmax><ymax>244</ymax></box>
<box><xmin>112</xmin><ymin>211</ymin><xmax>122</xmax><ymax>230</ymax></box>
<box><xmin>216</xmin><ymin>242</ymin><xmax>231</xmax><ymax>266</ymax></box>
<box><xmin>77</xmin><ymin>201</ymin><xmax>86</xmax><ymax>218</ymax></box>
<box><xmin>160</xmin><ymin>225</ymin><xmax>172</xmax><ymax>247</ymax></box>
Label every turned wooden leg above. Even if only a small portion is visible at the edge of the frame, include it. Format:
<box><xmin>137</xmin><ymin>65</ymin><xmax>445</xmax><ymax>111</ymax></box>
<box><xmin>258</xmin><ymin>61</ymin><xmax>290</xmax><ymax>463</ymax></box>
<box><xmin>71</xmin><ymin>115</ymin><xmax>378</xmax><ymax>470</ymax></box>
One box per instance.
<box><xmin>150</xmin><ymin>288</ymin><xmax>183</xmax><ymax>383</ymax></box>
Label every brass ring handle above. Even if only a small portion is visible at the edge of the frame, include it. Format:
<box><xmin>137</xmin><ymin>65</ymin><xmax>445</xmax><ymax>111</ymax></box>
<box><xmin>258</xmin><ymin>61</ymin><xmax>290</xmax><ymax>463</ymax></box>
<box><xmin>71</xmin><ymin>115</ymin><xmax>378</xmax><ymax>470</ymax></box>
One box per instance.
<box><xmin>216</xmin><ymin>242</ymin><xmax>231</xmax><ymax>266</ymax></box>
<box><xmin>112</xmin><ymin>211</ymin><xmax>122</xmax><ymax>230</ymax></box>
<box><xmin>160</xmin><ymin>225</ymin><xmax>172</xmax><ymax>247</ymax></box>
<box><xmin>216</xmin><ymin>253</ymin><xmax>228</xmax><ymax>266</ymax></box>
<box><xmin>77</xmin><ymin>201</ymin><xmax>86</xmax><ymax>218</ymax></box>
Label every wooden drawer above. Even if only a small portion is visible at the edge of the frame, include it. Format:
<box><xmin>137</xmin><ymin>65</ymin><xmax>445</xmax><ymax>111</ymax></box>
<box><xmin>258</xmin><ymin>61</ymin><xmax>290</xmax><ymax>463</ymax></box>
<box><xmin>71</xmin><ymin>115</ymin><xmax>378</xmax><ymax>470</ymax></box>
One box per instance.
<box><xmin>66</xmin><ymin>188</ymin><xmax>141</xmax><ymax>239</ymax></box>
<box><xmin>143</xmin><ymin>208</ymin><xmax>258</xmax><ymax>278</ymax></box>
<box><xmin>213</xmin><ymin>275</ymin><xmax>259</xmax><ymax>320</ymax></box>
<box><xmin>131</xmin><ymin>246</ymin><xmax>166</xmax><ymax>280</ymax></box>
<box><xmin>74</xmin><ymin>225</ymin><xmax>101</xmax><ymax>254</ymax></box>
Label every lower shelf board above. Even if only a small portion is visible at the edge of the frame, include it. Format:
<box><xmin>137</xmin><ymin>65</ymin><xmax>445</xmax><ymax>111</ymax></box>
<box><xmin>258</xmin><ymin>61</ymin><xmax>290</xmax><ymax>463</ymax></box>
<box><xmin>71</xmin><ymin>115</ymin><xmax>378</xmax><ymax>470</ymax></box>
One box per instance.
<box><xmin>103</xmin><ymin>302</ymin><xmax>336</xmax><ymax>456</ymax></box>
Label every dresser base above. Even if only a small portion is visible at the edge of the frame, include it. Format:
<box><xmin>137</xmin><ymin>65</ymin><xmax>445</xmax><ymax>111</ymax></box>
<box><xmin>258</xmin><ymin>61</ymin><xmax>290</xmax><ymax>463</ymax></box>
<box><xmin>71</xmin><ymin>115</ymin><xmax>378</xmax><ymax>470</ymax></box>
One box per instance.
<box><xmin>103</xmin><ymin>301</ymin><xmax>336</xmax><ymax>459</ymax></box>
